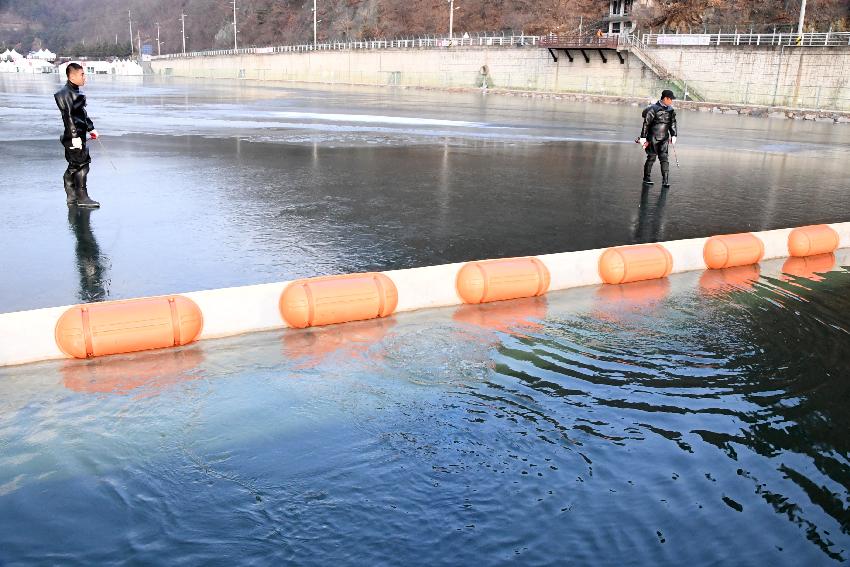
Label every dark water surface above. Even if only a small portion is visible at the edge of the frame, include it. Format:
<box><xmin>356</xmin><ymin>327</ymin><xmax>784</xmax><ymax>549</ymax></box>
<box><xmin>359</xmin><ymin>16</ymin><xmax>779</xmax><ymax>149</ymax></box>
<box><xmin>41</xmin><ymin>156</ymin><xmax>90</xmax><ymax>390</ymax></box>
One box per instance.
<box><xmin>1</xmin><ymin>75</ymin><xmax>850</xmax><ymax>566</ymax></box>
<box><xmin>1</xmin><ymin>75</ymin><xmax>850</xmax><ymax>312</ymax></box>
<box><xmin>1</xmin><ymin>262</ymin><xmax>849</xmax><ymax>565</ymax></box>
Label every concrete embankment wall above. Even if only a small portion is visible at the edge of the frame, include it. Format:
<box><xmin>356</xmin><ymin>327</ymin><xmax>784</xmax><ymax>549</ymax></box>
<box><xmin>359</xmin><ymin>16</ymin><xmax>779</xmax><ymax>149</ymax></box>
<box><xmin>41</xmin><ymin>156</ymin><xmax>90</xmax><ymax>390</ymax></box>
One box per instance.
<box><xmin>151</xmin><ymin>45</ymin><xmax>850</xmax><ymax>111</ymax></box>
<box><xmin>151</xmin><ymin>48</ymin><xmax>667</xmax><ymax>98</ymax></box>
<box><xmin>646</xmin><ymin>45</ymin><xmax>850</xmax><ymax>110</ymax></box>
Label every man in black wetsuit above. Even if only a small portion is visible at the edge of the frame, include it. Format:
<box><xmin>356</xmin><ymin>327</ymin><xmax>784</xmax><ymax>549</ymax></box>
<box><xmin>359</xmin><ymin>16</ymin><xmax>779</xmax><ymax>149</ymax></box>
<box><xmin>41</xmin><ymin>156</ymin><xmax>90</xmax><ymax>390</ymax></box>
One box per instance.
<box><xmin>639</xmin><ymin>89</ymin><xmax>678</xmax><ymax>188</ymax></box>
<box><xmin>54</xmin><ymin>62</ymin><xmax>100</xmax><ymax>208</ymax></box>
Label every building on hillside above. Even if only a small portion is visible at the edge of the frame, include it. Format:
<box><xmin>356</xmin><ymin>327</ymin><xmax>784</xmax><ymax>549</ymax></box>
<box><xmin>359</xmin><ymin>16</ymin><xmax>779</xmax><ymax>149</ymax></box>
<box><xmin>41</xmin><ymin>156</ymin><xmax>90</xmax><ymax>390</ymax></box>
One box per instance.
<box><xmin>604</xmin><ymin>0</ymin><xmax>653</xmax><ymax>34</ymax></box>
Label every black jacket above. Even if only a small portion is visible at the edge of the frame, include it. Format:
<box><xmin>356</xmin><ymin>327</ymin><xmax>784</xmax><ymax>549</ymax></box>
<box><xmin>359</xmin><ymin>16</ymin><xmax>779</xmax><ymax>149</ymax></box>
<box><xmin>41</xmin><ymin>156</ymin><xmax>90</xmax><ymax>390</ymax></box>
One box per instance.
<box><xmin>640</xmin><ymin>101</ymin><xmax>677</xmax><ymax>140</ymax></box>
<box><xmin>54</xmin><ymin>81</ymin><xmax>95</xmax><ymax>144</ymax></box>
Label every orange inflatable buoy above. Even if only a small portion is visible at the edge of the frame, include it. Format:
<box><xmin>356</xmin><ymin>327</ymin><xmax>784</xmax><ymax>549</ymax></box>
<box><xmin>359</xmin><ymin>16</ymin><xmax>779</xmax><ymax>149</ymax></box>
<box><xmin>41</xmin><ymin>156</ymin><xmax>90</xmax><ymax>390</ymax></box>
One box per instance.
<box><xmin>703</xmin><ymin>233</ymin><xmax>764</xmax><ymax>269</ymax></box>
<box><xmin>55</xmin><ymin>296</ymin><xmax>204</xmax><ymax>359</ymax></box>
<box><xmin>456</xmin><ymin>257</ymin><xmax>550</xmax><ymax>304</ymax></box>
<box><xmin>787</xmin><ymin>225</ymin><xmax>839</xmax><ymax>257</ymax></box>
<box><xmin>598</xmin><ymin>244</ymin><xmax>673</xmax><ymax>285</ymax></box>
<box><xmin>279</xmin><ymin>272</ymin><xmax>398</xmax><ymax>328</ymax></box>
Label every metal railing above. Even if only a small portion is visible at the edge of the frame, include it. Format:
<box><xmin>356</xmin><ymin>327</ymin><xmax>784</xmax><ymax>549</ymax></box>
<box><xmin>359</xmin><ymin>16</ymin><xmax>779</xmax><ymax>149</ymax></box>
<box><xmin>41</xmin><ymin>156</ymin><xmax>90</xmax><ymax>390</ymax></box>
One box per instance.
<box><xmin>637</xmin><ymin>31</ymin><xmax>850</xmax><ymax>47</ymax></box>
<box><xmin>153</xmin><ymin>34</ymin><xmax>541</xmax><ymax>60</ymax></box>
<box><xmin>152</xmin><ymin>30</ymin><xmax>850</xmax><ymax>60</ymax></box>
<box><xmin>539</xmin><ymin>34</ymin><xmax>620</xmax><ymax>50</ymax></box>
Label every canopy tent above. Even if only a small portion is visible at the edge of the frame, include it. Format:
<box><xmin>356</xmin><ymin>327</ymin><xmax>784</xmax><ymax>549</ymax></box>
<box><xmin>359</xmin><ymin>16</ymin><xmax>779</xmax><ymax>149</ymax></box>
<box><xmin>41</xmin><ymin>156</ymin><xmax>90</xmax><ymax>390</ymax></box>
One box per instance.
<box><xmin>30</xmin><ymin>48</ymin><xmax>56</xmax><ymax>61</ymax></box>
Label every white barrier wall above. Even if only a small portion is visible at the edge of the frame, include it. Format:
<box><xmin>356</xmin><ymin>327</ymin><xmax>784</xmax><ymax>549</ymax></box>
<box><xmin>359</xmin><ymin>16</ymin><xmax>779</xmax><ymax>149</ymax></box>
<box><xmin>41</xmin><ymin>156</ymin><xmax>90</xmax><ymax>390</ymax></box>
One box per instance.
<box><xmin>1</xmin><ymin>222</ymin><xmax>849</xmax><ymax>368</ymax></box>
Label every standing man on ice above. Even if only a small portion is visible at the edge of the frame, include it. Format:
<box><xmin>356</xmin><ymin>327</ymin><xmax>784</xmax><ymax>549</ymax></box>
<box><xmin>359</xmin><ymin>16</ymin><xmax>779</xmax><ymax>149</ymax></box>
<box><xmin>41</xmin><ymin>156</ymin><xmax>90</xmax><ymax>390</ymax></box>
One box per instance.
<box><xmin>639</xmin><ymin>89</ymin><xmax>678</xmax><ymax>188</ymax></box>
<box><xmin>54</xmin><ymin>62</ymin><xmax>100</xmax><ymax>208</ymax></box>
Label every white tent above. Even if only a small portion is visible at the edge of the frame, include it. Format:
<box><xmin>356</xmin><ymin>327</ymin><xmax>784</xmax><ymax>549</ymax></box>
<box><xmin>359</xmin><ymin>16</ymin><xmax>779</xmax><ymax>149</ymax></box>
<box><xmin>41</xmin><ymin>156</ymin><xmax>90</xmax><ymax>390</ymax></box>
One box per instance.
<box><xmin>8</xmin><ymin>49</ymin><xmax>23</xmax><ymax>60</ymax></box>
<box><xmin>16</xmin><ymin>58</ymin><xmax>55</xmax><ymax>74</ymax></box>
<box><xmin>0</xmin><ymin>49</ymin><xmax>10</xmax><ymax>61</ymax></box>
<box><xmin>30</xmin><ymin>48</ymin><xmax>56</xmax><ymax>61</ymax></box>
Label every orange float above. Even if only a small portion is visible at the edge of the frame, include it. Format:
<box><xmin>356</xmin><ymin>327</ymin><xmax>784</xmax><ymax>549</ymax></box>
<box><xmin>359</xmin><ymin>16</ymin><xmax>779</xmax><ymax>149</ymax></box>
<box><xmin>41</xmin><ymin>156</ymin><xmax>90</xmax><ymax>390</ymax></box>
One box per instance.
<box><xmin>598</xmin><ymin>244</ymin><xmax>673</xmax><ymax>285</ymax></box>
<box><xmin>279</xmin><ymin>272</ymin><xmax>398</xmax><ymax>328</ymax></box>
<box><xmin>55</xmin><ymin>296</ymin><xmax>204</xmax><ymax>359</ymax></box>
<box><xmin>703</xmin><ymin>233</ymin><xmax>764</xmax><ymax>269</ymax></box>
<box><xmin>456</xmin><ymin>257</ymin><xmax>550</xmax><ymax>304</ymax></box>
<box><xmin>782</xmin><ymin>253</ymin><xmax>836</xmax><ymax>281</ymax></box>
<box><xmin>787</xmin><ymin>225</ymin><xmax>839</xmax><ymax>257</ymax></box>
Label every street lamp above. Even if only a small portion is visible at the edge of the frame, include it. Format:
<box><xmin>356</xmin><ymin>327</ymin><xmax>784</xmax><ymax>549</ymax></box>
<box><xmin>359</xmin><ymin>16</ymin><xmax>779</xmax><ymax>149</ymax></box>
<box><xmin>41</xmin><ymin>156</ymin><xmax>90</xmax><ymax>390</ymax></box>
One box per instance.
<box><xmin>231</xmin><ymin>1</ymin><xmax>238</xmax><ymax>50</ymax></box>
<box><xmin>180</xmin><ymin>13</ymin><xmax>187</xmax><ymax>54</ymax></box>
<box><xmin>128</xmin><ymin>10</ymin><xmax>134</xmax><ymax>56</ymax></box>
<box><xmin>313</xmin><ymin>0</ymin><xmax>319</xmax><ymax>49</ymax></box>
<box><xmin>447</xmin><ymin>0</ymin><xmax>460</xmax><ymax>40</ymax></box>
<box><xmin>797</xmin><ymin>0</ymin><xmax>807</xmax><ymax>36</ymax></box>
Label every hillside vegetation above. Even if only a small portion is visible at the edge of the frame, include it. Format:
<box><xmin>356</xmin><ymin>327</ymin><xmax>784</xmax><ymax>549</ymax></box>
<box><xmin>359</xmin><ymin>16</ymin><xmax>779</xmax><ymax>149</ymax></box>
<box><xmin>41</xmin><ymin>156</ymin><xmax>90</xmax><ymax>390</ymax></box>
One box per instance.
<box><xmin>0</xmin><ymin>0</ymin><xmax>846</xmax><ymax>56</ymax></box>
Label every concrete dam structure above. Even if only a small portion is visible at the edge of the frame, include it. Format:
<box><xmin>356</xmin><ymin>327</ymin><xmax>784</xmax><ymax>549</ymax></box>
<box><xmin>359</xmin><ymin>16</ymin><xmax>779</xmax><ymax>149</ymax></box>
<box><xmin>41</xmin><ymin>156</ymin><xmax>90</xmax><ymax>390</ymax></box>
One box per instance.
<box><xmin>151</xmin><ymin>33</ymin><xmax>850</xmax><ymax>112</ymax></box>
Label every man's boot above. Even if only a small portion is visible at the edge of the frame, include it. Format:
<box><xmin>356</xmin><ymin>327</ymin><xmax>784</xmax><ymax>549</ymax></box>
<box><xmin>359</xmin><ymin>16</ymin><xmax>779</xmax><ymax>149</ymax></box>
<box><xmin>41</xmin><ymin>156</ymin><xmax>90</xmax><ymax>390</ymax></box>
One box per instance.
<box><xmin>642</xmin><ymin>158</ymin><xmax>654</xmax><ymax>185</ymax></box>
<box><xmin>73</xmin><ymin>164</ymin><xmax>100</xmax><ymax>209</ymax></box>
<box><xmin>661</xmin><ymin>161</ymin><xmax>670</xmax><ymax>188</ymax></box>
<box><xmin>63</xmin><ymin>169</ymin><xmax>78</xmax><ymax>206</ymax></box>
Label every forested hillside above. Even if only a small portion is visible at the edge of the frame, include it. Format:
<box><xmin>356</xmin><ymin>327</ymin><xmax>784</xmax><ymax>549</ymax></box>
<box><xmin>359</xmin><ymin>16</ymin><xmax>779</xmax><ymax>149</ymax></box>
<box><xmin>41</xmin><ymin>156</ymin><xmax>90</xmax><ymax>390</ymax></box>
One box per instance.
<box><xmin>0</xmin><ymin>0</ymin><xmax>846</xmax><ymax>56</ymax></box>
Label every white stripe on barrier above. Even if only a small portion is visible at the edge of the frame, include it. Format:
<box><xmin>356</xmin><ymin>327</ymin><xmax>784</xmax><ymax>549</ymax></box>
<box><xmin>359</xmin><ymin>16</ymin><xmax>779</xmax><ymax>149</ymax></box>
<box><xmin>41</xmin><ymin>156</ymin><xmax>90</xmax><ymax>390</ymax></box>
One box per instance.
<box><xmin>387</xmin><ymin>262</ymin><xmax>466</xmax><ymax>312</ymax></box>
<box><xmin>0</xmin><ymin>306</ymin><xmax>68</xmax><ymax>366</ymax></box>
<box><xmin>540</xmin><ymin>249</ymin><xmax>605</xmax><ymax>290</ymax></box>
<box><xmin>1</xmin><ymin>222</ymin><xmax>849</xmax><ymax>368</ymax></box>
<box><xmin>830</xmin><ymin>223</ymin><xmax>850</xmax><ymax>249</ymax></box>
<box><xmin>759</xmin><ymin>228</ymin><xmax>795</xmax><ymax>260</ymax></box>
<box><xmin>664</xmin><ymin>237</ymin><xmax>711</xmax><ymax>273</ymax></box>
<box><xmin>184</xmin><ymin>282</ymin><xmax>288</xmax><ymax>339</ymax></box>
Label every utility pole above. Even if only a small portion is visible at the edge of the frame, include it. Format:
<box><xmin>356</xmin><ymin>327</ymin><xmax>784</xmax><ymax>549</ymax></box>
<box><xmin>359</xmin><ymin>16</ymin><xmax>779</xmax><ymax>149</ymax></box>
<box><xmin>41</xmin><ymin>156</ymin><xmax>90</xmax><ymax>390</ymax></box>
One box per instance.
<box><xmin>137</xmin><ymin>30</ymin><xmax>141</xmax><ymax>61</ymax></box>
<box><xmin>231</xmin><ymin>1</ymin><xmax>238</xmax><ymax>50</ymax></box>
<box><xmin>180</xmin><ymin>13</ymin><xmax>187</xmax><ymax>54</ymax></box>
<box><xmin>797</xmin><ymin>0</ymin><xmax>807</xmax><ymax>36</ymax></box>
<box><xmin>156</xmin><ymin>22</ymin><xmax>161</xmax><ymax>56</ymax></box>
<box><xmin>448</xmin><ymin>0</ymin><xmax>455</xmax><ymax>38</ymax></box>
<box><xmin>128</xmin><ymin>10</ymin><xmax>134</xmax><ymax>56</ymax></box>
<box><xmin>313</xmin><ymin>0</ymin><xmax>317</xmax><ymax>47</ymax></box>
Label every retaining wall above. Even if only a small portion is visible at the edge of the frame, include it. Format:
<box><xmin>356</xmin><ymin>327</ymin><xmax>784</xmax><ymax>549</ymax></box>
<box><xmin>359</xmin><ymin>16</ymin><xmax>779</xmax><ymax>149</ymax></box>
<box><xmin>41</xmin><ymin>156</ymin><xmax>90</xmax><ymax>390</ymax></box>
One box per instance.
<box><xmin>151</xmin><ymin>45</ymin><xmax>850</xmax><ymax>111</ymax></box>
<box><xmin>151</xmin><ymin>48</ymin><xmax>668</xmax><ymax>99</ymax></box>
<box><xmin>646</xmin><ymin>45</ymin><xmax>850</xmax><ymax>110</ymax></box>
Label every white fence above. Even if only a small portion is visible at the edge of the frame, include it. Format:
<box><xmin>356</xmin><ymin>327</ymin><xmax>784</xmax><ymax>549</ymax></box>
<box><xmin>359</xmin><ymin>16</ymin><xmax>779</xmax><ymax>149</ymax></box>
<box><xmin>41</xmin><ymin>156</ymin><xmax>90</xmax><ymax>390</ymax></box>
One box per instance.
<box><xmin>638</xmin><ymin>32</ymin><xmax>850</xmax><ymax>48</ymax></box>
<box><xmin>153</xmin><ymin>35</ymin><xmax>541</xmax><ymax>60</ymax></box>
<box><xmin>152</xmin><ymin>31</ymin><xmax>850</xmax><ymax>61</ymax></box>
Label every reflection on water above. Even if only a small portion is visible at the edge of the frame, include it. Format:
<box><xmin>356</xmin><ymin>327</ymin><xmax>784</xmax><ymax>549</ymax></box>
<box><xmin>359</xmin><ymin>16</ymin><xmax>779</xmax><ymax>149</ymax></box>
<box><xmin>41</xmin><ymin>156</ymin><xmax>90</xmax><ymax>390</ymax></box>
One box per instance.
<box><xmin>782</xmin><ymin>253</ymin><xmax>836</xmax><ymax>283</ymax></box>
<box><xmin>1</xmin><ymin>264</ymin><xmax>848</xmax><ymax>564</ymax></box>
<box><xmin>633</xmin><ymin>185</ymin><xmax>670</xmax><ymax>243</ymax></box>
<box><xmin>699</xmin><ymin>264</ymin><xmax>762</xmax><ymax>296</ymax></box>
<box><xmin>67</xmin><ymin>207</ymin><xmax>110</xmax><ymax>303</ymax></box>
<box><xmin>3</xmin><ymin>76</ymin><xmax>850</xmax><ymax>312</ymax></box>
<box><xmin>281</xmin><ymin>318</ymin><xmax>396</xmax><ymax>370</ymax></box>
<box><xmin>62</xmin><ymin>347</ymin><xmax>205</xmax><ymax>395</ymax></box>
